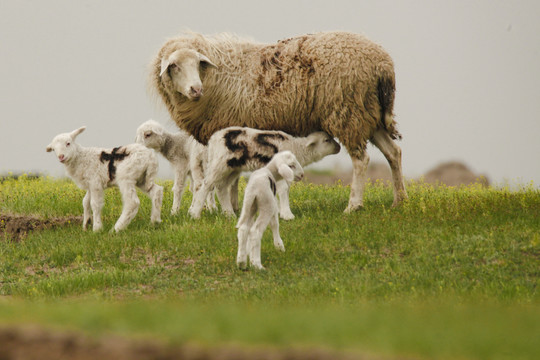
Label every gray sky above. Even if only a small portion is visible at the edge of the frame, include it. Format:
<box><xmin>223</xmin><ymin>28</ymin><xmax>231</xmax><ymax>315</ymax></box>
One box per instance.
<box><xmin>1</xmin><ymin>0</ymin><xmax>539</xmax><ymax>185</ymax></box>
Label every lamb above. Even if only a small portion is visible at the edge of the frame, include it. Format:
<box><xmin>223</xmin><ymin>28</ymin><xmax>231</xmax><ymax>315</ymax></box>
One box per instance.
<box><xmin>236</xmin><ymin>151</ymin><xmax>304</xmax><ymax>270</ymax></box>
<box><xmin>150</xmin><ymin>31</ymin><xmax>408</xmax><ymax>214</ymax></box>
<box><xmin>135</xmin><ymin>119</ymin><xmax>215</xmax><ymax>214</ymax></box>
<box><xmin>46</xmin><ymin>126</ymin><xmax>163</xmax><ymax>232</ymax></box>
<box><xmin>188</xmin><ymin>127</ymin><xmax>340</xmax><ymax>219</ymax></box>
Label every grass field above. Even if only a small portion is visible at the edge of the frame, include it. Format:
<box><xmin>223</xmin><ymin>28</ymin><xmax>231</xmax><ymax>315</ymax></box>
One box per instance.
<box><xmin>0</xmin><ymin>174</ymin><xmax>539</xmax><ymax>359</ymax></box>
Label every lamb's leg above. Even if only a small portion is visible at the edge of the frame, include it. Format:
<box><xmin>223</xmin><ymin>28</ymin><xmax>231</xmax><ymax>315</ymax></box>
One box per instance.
<box><xmin>247</xmin><ymin>210</ymin><xmax>274</xmax><ymax>270</ymax></box>
<box><xmin>345</xmin><ymin>150</ymin><xmax>370</xmax><ymax>213</ymax></box>
<box><xmin>371</xmin><ymin>129</ymin><xmax>408</xmax><ymax>207</ymax></box>
<box><xmin>230</xmin><ymin>177</ymin><xmax>240</xmax><ymax>212</ymax></box>
<box><xmin>82</xmin><ymin>191</ymin><xmax>92</xmax><ymax>230</ymax></box>
<box><xmin>89</xmin><ymin>188</ymin><xmax>105</xmax><ymax>232</ymax></box>
<box><xmin>216</xmin><ymin>173</ymin><xmax>238</xmax><ymax>217</ymax></box>
<box><xmin>171</xmin><ymin>166</ymin><xmax>188</xmax><ymax>215</ymax></box>
<box><xmin>269</xmin><ymin>211</ymin><xmax>285</xmax><ymax>252</ymax></box>
<box><xmin>188</xmin><ymin>180</ymin><xmax>211</xmax><ymax>219</ymax></box>
<box><xmin>236</xmin><ymin>213</ymin><xmax>255</xmax><ymax>269</ymax></box>
<box><xmin>276</xmin><ymin>180</ymin><xmax>294</xmax><ymax>220</ymax></box>
<box><xmin>114</xmin><ymin>182</ymin><xmax>140</xmax><ymax>232</ymax></box>
<box><xmin>141</xmin><ymin>182</ymin><xmax>163</xmax><ymax>224</ymax></box>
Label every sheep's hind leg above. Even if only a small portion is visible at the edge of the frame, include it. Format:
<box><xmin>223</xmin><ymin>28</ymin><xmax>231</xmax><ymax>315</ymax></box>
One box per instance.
<box><xmin>371</xmin><ymin>129</ymin><xmax>408</xmax><ymax>207</ymax></box>
<box><xmin>345</xmin><ymin>150</ymin><xmax>370</xmax><ymax>213</ymax></box>
<box><xmin>114</xmin><ymin>182</ymin><xmax>140</xmax><ymax>232</ymax></box>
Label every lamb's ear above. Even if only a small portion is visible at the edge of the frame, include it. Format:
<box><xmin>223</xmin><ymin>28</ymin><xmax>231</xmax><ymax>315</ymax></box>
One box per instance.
<box><xmin>46</xmin><ymin>144</ymin><xmax>53</xmax><ymax>152</ymax></box>
<box><xmin>160</xmin><ymin>56</ymin><xmax>171</xmax><ymax>77</ymax></box>
<box><xmin>198</xmin><ymin>53</ymin><xmax>217</xmax><ymax>69</ymax></box>
<box><xmin>305</xmin><ymin>133</ymin><xmax>319</xmax><ymax>148</ymax></box>
<box><xmin>278</xmin><ymin>163</ymin><xmax>294</xmax><ymax>183</ymax></box>
<box><xmin>70</xmin><ymin>126</ymin><xmax>86</xmax><ymax>140</ymax></box>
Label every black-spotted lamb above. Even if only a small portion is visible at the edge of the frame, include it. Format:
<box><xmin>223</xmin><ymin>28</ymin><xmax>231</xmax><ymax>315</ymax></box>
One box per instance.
<box><xmin>135</xmin><ymin>119</ymin><xmax>214</xmax><ymax>214</ymax></box>
<box><xmin>188</xmin><ymin>127</ymin><xmax>340</xmax><ymax>219</ymax></box>
<box><xmin>236</xmin><ymin>151</ymin><xmax>304</xmax><ymax>270</ymax></box>
<box><xmin>46</xmin><ymin>126</ymin><xmax>163</xmax><ymax>232</ymax></box>
<box><xmin>150</xmin><ymin>31</ymin><xmax>407</xmax><ymax>214</ymax></box>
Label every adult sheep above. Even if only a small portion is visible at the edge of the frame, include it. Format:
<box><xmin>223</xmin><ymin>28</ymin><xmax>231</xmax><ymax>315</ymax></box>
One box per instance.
<box><xmin>150</xmin><ymin>31</ymin><xmax>407</xmax><ymax>212</ymax></box>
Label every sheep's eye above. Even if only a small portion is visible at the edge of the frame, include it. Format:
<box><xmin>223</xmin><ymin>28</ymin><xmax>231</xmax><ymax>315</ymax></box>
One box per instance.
<box><xmin>144</xmin><ymin>132</ymin><xmax>152</xmax><ymax>138</ymax></box>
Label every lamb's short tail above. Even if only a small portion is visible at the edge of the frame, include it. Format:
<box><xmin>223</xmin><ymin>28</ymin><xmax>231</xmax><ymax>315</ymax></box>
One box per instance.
<box><xmin>377</xmin><ymin>77</ymin><xmax>402</xmax><ymax>140</ymax></box>
<box><xmin>236</xmin><ymin>191</ymin><xmax>256</xmax><ymax>229</ymax></box>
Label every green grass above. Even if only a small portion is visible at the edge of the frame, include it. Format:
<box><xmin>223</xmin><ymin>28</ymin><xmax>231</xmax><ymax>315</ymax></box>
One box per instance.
<box><xmin>1</xmin><ymin>174</ymin><xmax>539</xmax><ymax>359</ymax></box>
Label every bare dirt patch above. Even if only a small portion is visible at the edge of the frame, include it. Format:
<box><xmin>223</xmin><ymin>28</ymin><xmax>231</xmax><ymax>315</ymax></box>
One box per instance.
<box><xmin>0</xmin><ymin>214</ymin><xmax>81</xmax><ymax>242</ymax></box>
<box><xmin>0</xmin><ymin>325</ymin><xmax>393</xmax><ymax>360</ymax></box>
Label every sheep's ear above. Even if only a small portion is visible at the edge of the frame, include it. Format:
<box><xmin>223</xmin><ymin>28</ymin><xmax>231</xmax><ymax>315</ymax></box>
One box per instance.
<box><xmin>160</xmin><ymin>56</ymin><xmax>171</xmax><ymax>77</ymax></box>
<box><xmin>198</xmin><ymin>53</ymin><xmax>217</xmax><ymax>69</ymax></box>
<box><xmin>46</xmin><ymin>144</ymin><xmax>53</xmax><ymax>152</ymax></box>
<box><xmin>70</xmin><ymin>126</ymin><xmax>86</xmax><ymax>140</ymax></box>
<box><xmin>278</xmin><ymin>163</ymin><xmax>294</xmax><ymax>183</ymax></box>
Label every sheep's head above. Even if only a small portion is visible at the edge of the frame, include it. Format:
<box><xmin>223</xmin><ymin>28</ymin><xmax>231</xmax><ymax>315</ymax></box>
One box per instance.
<box><xmin>305</xmin><ymin>132</ymin><xmax>341</xmax><ymax>163</ymax></box>
<box><xmin>160</xmin><ymin>49</ymin><xmax>217</xmax><ymax>101</ymax></box>
<box><xmin>272</xmin><ymin>151</ymin><xmax>304</xmax><ymax>183</ymax></box>
<box><xmin>46</xmin><ymin>126</ymin><xmax>86</xmax><ymax>164</ymax></box>
<box><xmin>135</xmin><ymin>119</ymin><xmax>165</xmax><ymax>150</ymax></box>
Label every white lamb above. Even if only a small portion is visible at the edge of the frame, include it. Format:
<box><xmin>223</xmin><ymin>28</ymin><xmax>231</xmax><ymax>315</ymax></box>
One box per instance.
<box><xmin>188</xmin><ymin>127</ymin><xmax>340</xmax><ymax>219</ymax></box>
<box><xmin>135</xmin><ymin>119</ymin><xmax>214</xmax><ymax>214</ymax></box>
<box><xmin>236</xmin><ymin>151</ymin><xmax>304</xmax><ymax>270</ymax></box>
<box><xmin>46</xmin><ymin>126</ymin><xmax>163</xmax><ymax>232</ymax></box>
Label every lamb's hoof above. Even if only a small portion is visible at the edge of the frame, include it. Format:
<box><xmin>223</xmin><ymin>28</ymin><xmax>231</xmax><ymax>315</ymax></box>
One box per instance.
<box><xmin>188</xmin><ymin>209</ymin><xmax>201</xmax><ymax>219</ymax></box>
<box><xmin>280</xmin><ymin>213</ymin><xmax>295</xmax><ymax>220</ymax></box>
<box><xmin>251</xmin><ymin>263</ymin><xmax>265</xmax><ymax>271</ymax></box>
<box><xmin>237</xmin><ymin>261</ymin><xmax>248</xmax><ymax>270</ymax></box>
<box><xmin>344</xmin><ymin>204</ymin><xmax>364</xmax><ymax>213</ymax></box>
<box><xmin>274</xmin><ymin>242</ymin><xmax>286</xmax><ymax>252</ymax></box>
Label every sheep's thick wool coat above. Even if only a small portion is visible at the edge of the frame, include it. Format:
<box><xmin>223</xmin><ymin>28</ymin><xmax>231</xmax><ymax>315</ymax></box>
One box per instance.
<box><xmin>150</xmin><ymin>31</ymin><xmax>400</xmax><ymax>157</ymax></box>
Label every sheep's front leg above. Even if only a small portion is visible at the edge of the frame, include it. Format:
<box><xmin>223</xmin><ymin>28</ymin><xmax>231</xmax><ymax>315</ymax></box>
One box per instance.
<box><xmin>89</xmin><ymin>188</ymin><xmax>105</xmax><ymax>232</ymax></box>
<box><xmin>82</xmin><ymin>191</ymin><xmax>92</xmax><ymax>230</ymax></box>
<box><xmin>276</xmin><ymin>180</ymin><xmax>294</xmax><ymax>220</ymax></box>
<box><xmin>113</xmin><ymin>182</ymin><xmax>140</xmax><ymax>232</ymax></box>
<box><xmin>345</xmin><ymin>150</ymin><xmax>370</xmax><ymax>213</ymax></box>
<box><xmin>171</xmin><ymin>165</ymin><xmax>188</xmax><ymax>215</ymax></box>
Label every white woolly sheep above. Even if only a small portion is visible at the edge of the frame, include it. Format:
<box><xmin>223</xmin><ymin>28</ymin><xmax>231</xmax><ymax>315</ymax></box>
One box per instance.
<box><xmin>236</xmin><ymin>151</ymin><xmax>304</xmax><ymax>270</ymax></box>
<box><xmin>150</xmin><ymin>31</ymin><xmax>408</xmax><ymax>214</ymax></box>
<box><xmin>46</xmin><ymin>127</ymin><xmax>163</xmax><ymax>232</ymax></box>
<box><xmin>135</xmin><ymin>119</ymin><xmax>215</xmax><ymax>214</ymax></box>
<box><xmin>188</xmin><ymin>127</ymin><xmax>340</xmax><ymax>219</ymax></box>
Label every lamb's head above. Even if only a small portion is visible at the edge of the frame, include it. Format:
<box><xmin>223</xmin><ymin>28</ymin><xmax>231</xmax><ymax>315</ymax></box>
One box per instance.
<box><xmin>271</xmin><ymin>151</ymin><xmax>304</xmax><ymax>183</ymax></box>
<box><xmin>160</xmin><ymin>49</ymin><xmax>217</xmax><ymax>101</ymax></box>
<box><xmin>304</xmin><ymin>132</ymin><xmax>341</xmax><ymax>164</ymax></box>
<box><xmin>135</xmin><ymin>119</ymin><xmax>165</xmax><ymax>150</ymax></box>
<box><xmin>46</xmin><ymin>126</ymin><xmax>86</xmax><ymax>164</ymax></box>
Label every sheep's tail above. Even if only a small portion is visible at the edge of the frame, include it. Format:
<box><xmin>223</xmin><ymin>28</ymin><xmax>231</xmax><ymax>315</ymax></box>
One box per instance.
<box><xmin>377</xmin><ymin>76</ymin><xmax>402</xmax><ymax>140</ymax></box>
<box><xmin>236</xmin><ymin>191</ymin><xmax>256</xmax><ymax>229</ymax></box>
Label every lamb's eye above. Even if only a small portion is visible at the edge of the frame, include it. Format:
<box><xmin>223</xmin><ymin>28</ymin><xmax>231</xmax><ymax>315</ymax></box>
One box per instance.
<box><xmin>145</xmin><ymin>132</ymin><xmax>152</xmax><ymax>138</ymax></box>
<box><xmin>290</xmin><ymin>165</ymin><xmax>295</xmax><ymax>169</ymax></box>
<box><xmin>66</xmin><ymin>142</ymin><xmax>70</xmax><ymax>147</ymax></box>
